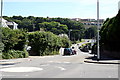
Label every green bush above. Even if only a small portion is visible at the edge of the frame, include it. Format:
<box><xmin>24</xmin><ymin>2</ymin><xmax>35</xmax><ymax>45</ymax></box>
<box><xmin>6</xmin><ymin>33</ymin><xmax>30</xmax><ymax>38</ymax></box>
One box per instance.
<box><xmin>1</xmin><ymin>27</ymin><xmax>27</xmax><ymax>51</ymax></box>
<box><xmin>28</xmin><ymin>31</ymin><xmax>70</xmax><ymax>56</ymax></box>
<box><xmin>1</xmin><ymin>27</ymin><xmax>29</xmax><ymax>59</ymax></box>
<box><xmin>2</xmin><ymin>50</ymin><xmax>29</xmax><ymax>59</ymax></box>
<box><xmin>100</xmin><ymin>10</ymin><xmax>120</xmax><ymax>51</ymax></box>
<box><xmin>0</xmin><ymin>53</ymin><xmax>2</xmax><ymax>59</ymax></box>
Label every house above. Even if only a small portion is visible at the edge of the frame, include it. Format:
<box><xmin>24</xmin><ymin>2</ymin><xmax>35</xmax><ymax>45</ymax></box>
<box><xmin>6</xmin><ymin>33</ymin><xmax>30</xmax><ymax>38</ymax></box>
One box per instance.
<box><xmin>0</xmin><ymin>18</ymin><xmax>18</xmax><ymax>29</ymax></box>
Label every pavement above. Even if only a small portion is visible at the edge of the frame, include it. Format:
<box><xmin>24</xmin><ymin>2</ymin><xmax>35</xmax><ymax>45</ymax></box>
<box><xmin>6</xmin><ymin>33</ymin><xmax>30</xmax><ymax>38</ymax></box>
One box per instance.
<box><xmin>0</xmin><ymin>56</ymin><xmax>56</xmax><ymax>65</ymax></box>
<box><xmin>84</xmin><ymin>55</ymin><xmax>120</xmax><ymax>64</ymax></box>
<box><xmin>84</xmin><ymin>59</ymin><xmax>120</xmax><ymax>64</ymax></box>
<box><xmin>0</xmin><ymin>58</ymin><xmax>29</xmax><ymax>65</ymax></box>
<box><xmin>1</xmin><ymin>55</ymin><xmax>120</xmax><ymax>65</ymax></box>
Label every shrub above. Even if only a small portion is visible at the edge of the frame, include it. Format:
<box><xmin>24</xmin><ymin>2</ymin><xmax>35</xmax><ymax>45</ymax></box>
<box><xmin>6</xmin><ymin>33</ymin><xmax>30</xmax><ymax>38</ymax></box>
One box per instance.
<box><xmin>1</xmin><ymin>27</ymin><xmax>28</xmax><ymax>51</ymax></box>
<box><xmin>1</xmin><ymin>27</ymin><xmax>29</xmax><ymax>59</ymax></box>
<box><xmin>28</xmin><ymin>31</ymin><xmax>70</xmax><ymax>56</ymax></box>
<box><xmin>100</xmin><ymin>10</ymin><xmax>120</xmax><ymax>51</ymax></box>
<box><xmin>2</xmin><ymin>50</ymin><xmax>29</xmax><ymax>59</ymax></box>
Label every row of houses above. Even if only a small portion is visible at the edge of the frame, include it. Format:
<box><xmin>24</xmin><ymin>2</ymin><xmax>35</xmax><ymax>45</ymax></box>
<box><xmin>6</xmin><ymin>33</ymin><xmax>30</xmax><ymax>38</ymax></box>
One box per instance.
<box><xmin>81</xmin><ymin>21</ymin><xmax>103</xmax><ymax>26</ymax></box>
<box><xmin>70</xmin><ymin>18</ymin><xmax>104</xmax><ymax>26</ymax></box>
<box><xmin>0</xmin><ymin>18</ymin><xmax>18</xmax><ymax>29</ymax></box>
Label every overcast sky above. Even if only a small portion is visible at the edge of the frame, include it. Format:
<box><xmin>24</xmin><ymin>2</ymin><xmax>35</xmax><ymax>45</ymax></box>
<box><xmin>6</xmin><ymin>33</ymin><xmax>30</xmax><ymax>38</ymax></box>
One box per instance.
<box><xmin>2</xmin><ymin>0</ymin><xmax>120</xmax><ymax>19</ymax></box>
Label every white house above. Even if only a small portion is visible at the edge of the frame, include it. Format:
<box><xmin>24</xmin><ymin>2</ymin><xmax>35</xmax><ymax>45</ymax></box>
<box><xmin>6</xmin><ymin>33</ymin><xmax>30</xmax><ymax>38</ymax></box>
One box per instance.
<box><xmin>0</xmin><ymin>18</ymin><xmax>18</xmax><ymax>29</ymax></box>
<box><xmin>0</xmin><ymin>18</ymin><xmax>9</xmax><ymax>28</ymax></box>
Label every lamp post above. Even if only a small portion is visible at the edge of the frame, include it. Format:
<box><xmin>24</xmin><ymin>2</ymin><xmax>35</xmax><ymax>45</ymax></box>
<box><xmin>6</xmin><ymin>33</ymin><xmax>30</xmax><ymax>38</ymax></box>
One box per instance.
<box><xmin>0</xmin><ymin>0</ymin><xmax>3</xmax><ymax>27</ymax></box>
<box><xmin>69</xmin><ymin>29</ymin><xmax>72</xmax><ymax>47</ymax></box>
<box><xmin>97</xmin><ymin>0</ymin><xmax>100</xmax><ymax>61</ymax></box>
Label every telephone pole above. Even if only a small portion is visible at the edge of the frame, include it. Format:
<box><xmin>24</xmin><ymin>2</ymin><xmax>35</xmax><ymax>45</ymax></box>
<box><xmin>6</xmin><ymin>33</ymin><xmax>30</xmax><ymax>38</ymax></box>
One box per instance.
<box><xmin>0</xmin><ymin>0</ymin><xmax>3</xmax><ymax>27</ymax></box>
<box><xmin>97</xmin><ymin>0</ymin><xmax>100</xmax><ymax>61</ymax></box>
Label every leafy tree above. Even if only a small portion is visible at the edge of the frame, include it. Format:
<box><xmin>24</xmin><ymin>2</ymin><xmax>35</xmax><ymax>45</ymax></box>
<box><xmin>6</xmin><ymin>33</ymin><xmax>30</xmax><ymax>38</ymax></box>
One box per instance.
<box><xmin>3</xmin><ymin>16</ymin><xmax>85</xmax><ymax>41</ymax></box>
<box><xmin>100</xmin><ymin>10</ymin><xmax>120</xmax><ymax>51</ymax></box>
<box><xmin>28</xmin><ymin>31</ymin><xmax>70</xmax><ymax>56</ymax></box>
<box><xmin>1</xmin><ymin>27</ymin><xmax>27</xmax><ymax>52</ymax></box>
<box><xmin>84</xmin><ymin>26</ymin><xmax>97</xmax><ymax>39</ymax></box>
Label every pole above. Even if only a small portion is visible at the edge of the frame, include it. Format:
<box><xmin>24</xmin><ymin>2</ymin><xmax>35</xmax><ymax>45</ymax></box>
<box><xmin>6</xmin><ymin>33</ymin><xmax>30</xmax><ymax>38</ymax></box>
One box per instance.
<box><xmin>69</xmin><ymin>29</ymin><xmax>72</xmax><ymax>47</ymax></box>
<box><xmin>0</xmin><ymin>0</ymin><xmax>3</xmax><ymax>26</ymax></box>
<box><xmin>69</xmin><ymin>30</ymin><xmax>71</xmax><ymax>47</ymax></box>
<box><xmin>0</xmin><ymin>0</ymin><xmax>3</xmax><ymax>79</ymax></box>
<box><xmin>97</xmin><ymin>0</ymin><xmax>100</xmax><ymax>61</ymax></box>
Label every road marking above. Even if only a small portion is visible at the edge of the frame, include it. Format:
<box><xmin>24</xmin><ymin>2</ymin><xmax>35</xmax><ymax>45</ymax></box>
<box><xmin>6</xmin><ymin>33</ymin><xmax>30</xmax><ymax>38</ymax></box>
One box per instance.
<box><xmin>63</xmin><ymin>62</ymin><xmax>71</xmax><ymax>64</ymax></box>
<box><xmin>1</xmin><ymin>67</ymin><xmax>43</xmax><ymax>72</ymax></box>
<box><xmin>55</xmin><ymin>66</ymin><xmax>66</xmax><ymax>71</ymax></box>
<box><xmin>48</xmin><ymin>61</ymin><xmax>62</xmax><ymax>63</ymax></box>
<box><xmin>40</xmin><ymin>64</ymin><xmax>50</xmax><ymax>66</ymax></box>
<box><xmin>1</xmin><ymin>65</ymin><xmax>15</xmax><ymax>68</ymax></box>
<box><xmin>2</xmin><ymin>74</ymin><xmax>29</xmax><ymax>77</ymax></box>
<box><xmin>48</xmin><ymin>61</ymin><xmax>71</xmax><ymax>64</ymax></box>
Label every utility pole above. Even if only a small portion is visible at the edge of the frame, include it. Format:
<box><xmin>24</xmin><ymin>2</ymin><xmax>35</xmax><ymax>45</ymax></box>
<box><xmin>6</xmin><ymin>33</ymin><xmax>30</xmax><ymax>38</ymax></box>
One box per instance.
<box><xmin>0</xmin><ymin>0</ymin><xmax>3</xmax><ymax>27</ymax></box>
<box><xmin>69</xmin><ymin>29</ymin><xmax>72</xmax><ymax>47</ymax></box>
<box><xmin>97</xmin><ymin>0</ymin><xmax>100</xmax><ymax>61</ymax></box>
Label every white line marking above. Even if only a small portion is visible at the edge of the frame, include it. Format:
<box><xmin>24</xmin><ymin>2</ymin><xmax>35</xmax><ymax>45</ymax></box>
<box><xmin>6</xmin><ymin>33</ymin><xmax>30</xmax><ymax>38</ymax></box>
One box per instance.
<box><xmin>63</xmin><ymin>62</ymin><xmax>71</xmax><ymax>64</ymax></box>
<box><xmin>56</xmin><ymin>66</ymin><xmax>66</xmax><ymax>71</ymax></box>
<box><xmin>2</xmin><ymin>65</ymin><xmax>15</xmax><ymax>68</ymax></box>
<box><xmin>1</xmin><ymin>67</ymin><xmax>43</xmax><ymax>72</ymax></box>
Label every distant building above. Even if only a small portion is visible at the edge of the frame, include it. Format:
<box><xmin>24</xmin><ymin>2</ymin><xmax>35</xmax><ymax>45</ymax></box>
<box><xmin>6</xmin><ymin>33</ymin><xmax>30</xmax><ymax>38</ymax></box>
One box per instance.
<box><xmin>70</xmin><ymin>18</ymin><xmax>81</xmax><ymax>21</ymax></box>
<box><xmin>70</xmin><ymin>18</ymin><xmax>104</xmax><ymax>26</ymax></box>
<box><xmin>0</xmin><ymin>18</ymin><xmax>18</xmax><ymax>29</ymax></box>
<box><xmin>81</xmin><ymin>21</ymin><xmax>103</xmax><ymax>26</ymax></box>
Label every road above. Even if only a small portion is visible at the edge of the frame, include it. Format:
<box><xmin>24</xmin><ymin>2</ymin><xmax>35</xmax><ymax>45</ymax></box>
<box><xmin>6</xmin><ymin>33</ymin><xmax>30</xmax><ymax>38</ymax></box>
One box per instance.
<box><xmin>0</xmin><ymin>43</ymin><xmax>118</xmax><ymax>78</ymax></box>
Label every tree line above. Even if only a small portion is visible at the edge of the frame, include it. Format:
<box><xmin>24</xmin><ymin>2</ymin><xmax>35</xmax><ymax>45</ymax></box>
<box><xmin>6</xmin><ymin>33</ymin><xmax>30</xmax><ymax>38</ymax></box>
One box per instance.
<box><xmin>0</xmin><ymin>27</ymin><xmax>70</xmax><ymax>59</ymax></box>
<box><xmin>3</xmin><ymin>16</ymin><xmax>97</xmax><ymax>41</ymax></box>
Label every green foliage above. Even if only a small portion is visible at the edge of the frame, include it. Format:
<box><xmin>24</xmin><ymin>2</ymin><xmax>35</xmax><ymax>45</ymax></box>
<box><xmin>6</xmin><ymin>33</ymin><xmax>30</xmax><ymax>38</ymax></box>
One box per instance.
<box><xmin>1</xmin><ymin>27</ymin><xmax>27</xmax><ymax>52</ymax></box>
<box><xmin>38</xmin><ymin>21</ymin><xmax>68</xmax><ymax>35</ymax></box>
<box><xmin>28</xmin><ymin>31</ymin><xmax>70</xmax><ymax>56</ymax></box>
<box><xmin>84</xmin><ymin>26</ymin><xmax>97</xmax><ymax>39</ymax></box>
<box><xmin>100</xmin><ymin>10</ymin><xmax>120</xmax><ymax>51</ymax></box>
<box><xmin>1</xmin><ymin>27</ymin><xmax>29</xmax><ymax>59</ymax></box>
<box><xmin>3</xmin><ymin>16</ymin><xmax>86</xmax><ymax>41</ymax></box>
<box><xmin>2</xmin><ymin>50</ymin><xmax>29</xmax><ymax>59</ymax></box>
<box><xmin>0</xmin><ymin>54</ymin><xmax>2</xmax><ymax>60</ymax></box>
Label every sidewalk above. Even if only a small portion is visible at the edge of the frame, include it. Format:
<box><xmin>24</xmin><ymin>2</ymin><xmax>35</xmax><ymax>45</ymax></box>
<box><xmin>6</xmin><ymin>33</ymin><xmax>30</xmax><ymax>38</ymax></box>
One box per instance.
<box><xmin>0</xmin><ymin>58</ymin><xmax>29</xmax><ymax>65</ymax></box>
<box><xmin>84</xmin><ymin>56</ymin><xmax>120</xmax><ymax>64</ymax></box>
<box><xmin>0</xmin><ymin>56</ymin><xmax>55</xmax><ymax>65</ymax></box>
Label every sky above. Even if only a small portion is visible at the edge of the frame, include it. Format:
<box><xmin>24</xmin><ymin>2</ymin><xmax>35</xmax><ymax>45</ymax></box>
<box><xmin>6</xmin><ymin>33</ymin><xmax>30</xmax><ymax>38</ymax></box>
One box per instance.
<box><xmin>1</xmin><ymin>0</ymin><xmax>120</xmax><ymax>19</ymax></box>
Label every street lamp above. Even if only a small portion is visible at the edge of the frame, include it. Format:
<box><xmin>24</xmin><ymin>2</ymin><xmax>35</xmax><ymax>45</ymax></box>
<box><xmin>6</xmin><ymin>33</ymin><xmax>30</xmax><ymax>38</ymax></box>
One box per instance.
<box><xmin>0</xmin><ymin>0</ymin><xmax>3</xmax><ymax>44</ymax></box>
<box><xmin>0</xmin><ymin>0</ymin><xmax>3</xmax><ymax>27</ymax></box>
<box><xmin>97</xmin><ymin>0</ymin><xmax>100</xmax><ymax>61</ymax></box>
<box><xmin>69</xmin><ymin>29</ymin><xmax>72</xmax><ymax>47</ymax></box>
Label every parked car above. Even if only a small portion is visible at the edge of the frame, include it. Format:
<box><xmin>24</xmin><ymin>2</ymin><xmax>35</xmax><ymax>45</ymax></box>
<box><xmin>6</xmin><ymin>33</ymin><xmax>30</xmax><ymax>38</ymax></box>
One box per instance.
<box><xmin>63</xmin><ymin>48</ymin><xmax>72</xmax><ymax>55</ymax></box>
<box><xmin>80</xmin><ymin>45</ymin><xmax>89</xmax><ymax>52</ymax></box>
<box><xmin>63</xmin><ymin>48</ymin><xmax>77</xmax><ymax>56</ymax></box>
<box><xmin>71</xmin><ymin>47</ymin><xmax>77</xmax><ymax>55</ymax></box>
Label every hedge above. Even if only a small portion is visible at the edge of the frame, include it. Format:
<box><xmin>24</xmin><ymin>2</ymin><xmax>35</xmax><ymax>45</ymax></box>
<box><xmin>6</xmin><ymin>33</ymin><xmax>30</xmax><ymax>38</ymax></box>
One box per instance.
<box><xmin>1</xmin><ymin>27</ymin><xmax>29</xmax><ymax>59</ymax></box>
<box><xmin>28</xmin><ymin>31</ymin><xmax>70</xmax><ymax>56</ymax></box>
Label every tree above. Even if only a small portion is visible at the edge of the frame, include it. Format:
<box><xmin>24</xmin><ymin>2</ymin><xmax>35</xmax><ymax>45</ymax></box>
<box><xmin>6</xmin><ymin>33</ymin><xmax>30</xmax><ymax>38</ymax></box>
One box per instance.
<box><xmin>100</xmin><ymin>10</ymin><xmax>120</xmax><ymax>51</ymax></box>
<box><xmin>84</xmin><ymin>26</ymin><xmax>97</xmax><ymax>39</ymax></box>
